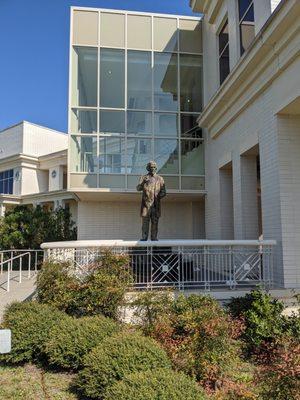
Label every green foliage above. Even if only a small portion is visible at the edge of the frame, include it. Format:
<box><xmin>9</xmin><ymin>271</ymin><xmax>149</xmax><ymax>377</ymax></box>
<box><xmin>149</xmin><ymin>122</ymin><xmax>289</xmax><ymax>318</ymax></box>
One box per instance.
<box><xmin>0</xmin><ymin>205</ymin><xmax>76</xmax><ymax>250</ymax></box>
<box><xmin>75</xmin><ymin>332</ymin><xmax>172</xmax><ymax>399</ymax></box>
<box><xmin>44</xmin><ymin>315</ymin><xmax>120</xmax><ymax>370</ymax></box>
<box><xmin>227</xmin><ymin>290</ymin><xmax>287</xmax><ymax>350</ymax></box>
<box><xmin>0</xmin><ymin>302</ymin><xmax>67</xmax><ymax>364</ymax></box>
<box><xmin>37</xmin><ymin>251</ymin><xmax>133</xmax><ymax>318</ymax></box>
<box><xmin>104</xmin><ymin>369</ymin><xmax>207</xmax><ymax>400</ymax></box>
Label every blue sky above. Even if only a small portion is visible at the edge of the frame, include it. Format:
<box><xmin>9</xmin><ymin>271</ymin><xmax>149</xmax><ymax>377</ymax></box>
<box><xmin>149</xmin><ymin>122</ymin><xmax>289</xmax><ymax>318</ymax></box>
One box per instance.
<box><xmin>0</xmin><ymin>0</ymin><xmax>199</xmax><ymax>132</ymax></box>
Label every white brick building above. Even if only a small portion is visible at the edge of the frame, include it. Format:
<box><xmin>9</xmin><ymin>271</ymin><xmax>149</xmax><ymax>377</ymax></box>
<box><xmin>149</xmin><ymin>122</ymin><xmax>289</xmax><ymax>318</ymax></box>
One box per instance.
<box><xmin>1</xmin><ymin>0</ymin><xmax>300</xmax><ymax>290</ymax></box>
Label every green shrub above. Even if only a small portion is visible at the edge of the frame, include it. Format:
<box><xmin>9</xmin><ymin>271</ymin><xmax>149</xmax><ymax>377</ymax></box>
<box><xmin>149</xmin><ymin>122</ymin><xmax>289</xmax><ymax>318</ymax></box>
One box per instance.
<box><xmin>37</xmin><ymin>251</ymin><xmax>133</xmax><ymax>318</ymax></box>
<box><xmin>104</xmin><ymin>369</ymin><xmax>207</xmax><ymax>400</ymax></box>
<box><xmin>36</xmin><ymin>261</ymin><xmax>79</xmax><ymax>312</ymax></box>
<box><xmin>227</xmin><ymin>290</ymin><xmax>286</xmax><ymax>350</ymax></box>
<box><xmin>44</xmin><ymin>315</ymin><xmax>120</xmax><ymax>370</ymax></box>
<box><xmin>0</xmin><ymin>301</ymin><xmax>67</xmax><ymax>363</ymax></box>
<box><xmin>76</xmin><ymin>332</ymin><xmax>171</xmax><ymax>399</ymax></box>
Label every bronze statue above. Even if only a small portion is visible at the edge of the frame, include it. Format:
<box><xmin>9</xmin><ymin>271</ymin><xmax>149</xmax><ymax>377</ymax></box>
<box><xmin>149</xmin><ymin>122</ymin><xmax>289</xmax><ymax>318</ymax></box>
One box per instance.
<box><xmin>137</xmin><ymin>161</ymin><xmax>166</xmax><ymax>241</ymax></box>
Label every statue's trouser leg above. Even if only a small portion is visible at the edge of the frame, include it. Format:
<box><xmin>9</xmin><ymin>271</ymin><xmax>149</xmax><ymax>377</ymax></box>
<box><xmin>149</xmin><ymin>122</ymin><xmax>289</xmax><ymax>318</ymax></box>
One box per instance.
<box><xmin>151</xmin><ymin>214</ymin><xmax>159</xmax><ymax>241</ymax></box>
<box><xmin>141</xmin><ymin>215</ymin><xmax>150</xmax><ymax>240</ymax></box>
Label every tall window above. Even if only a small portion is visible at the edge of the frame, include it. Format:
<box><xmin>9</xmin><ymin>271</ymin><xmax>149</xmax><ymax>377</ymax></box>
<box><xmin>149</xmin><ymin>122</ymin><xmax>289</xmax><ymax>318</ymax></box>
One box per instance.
<box><xmin>218</xmin><ymin>19</ymin><xmax>230</xmax><ymax>85</ymax></box>
<box><xmin>0</xmin><ymin>170</ymin><xmax>13</xmax><ymax>194</ymax></box>
<box><xmin>238</xmin><ymin>0</ymin><xmax>255</xmax><ymax>55</ymax></box>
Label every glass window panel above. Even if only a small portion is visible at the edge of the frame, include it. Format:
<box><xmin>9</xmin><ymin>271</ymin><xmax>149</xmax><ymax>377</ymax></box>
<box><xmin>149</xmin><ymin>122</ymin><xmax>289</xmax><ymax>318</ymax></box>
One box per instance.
<box><xmin>219</xmin><ymin>19</ymin><xmax>230</xmax><ymax>85</ymax></box>
<box><xmin>240</xmin><ymin>19</ymin><xmax>255</xmax><ymax>55</ymax></box>
<box><xmin>9</xmin><ymin>169</ymin><xmax>13</xmax><ymax>178</ymax></box>
<box><xmin>181</xmin><ymin>140</ymin><xmax>204</xmax><ymax>175</ymax></box>
<box><xmin>100</xmin><ymin>49</ymin><xmax>125</xmax><ymax>108</ymax></box>
<box><xmin>127</xmin><ymin>15</ymin><xmax>152</xmax><ymax>50</ymax></box>
<box><xmin>71</xmin><ymin>109</ymin><xmax>97</xmax><ymax>133</ymax></box>
<box><xmin>73</xmin><ymin>10</ymin><xmax>98</xmax><ymax>46</ymax></box>
<box><xmin>70</xmin><ymin>174</ymin><xmax>97</xmax><ymax>188</ymax></box>
<box><xmin>180</xmin><ymin>54</ymin><xmax>202</xmax><ymax>112</ymax></box>
<box><xmin>99</xmin><ymin>174</ymin><xmax>125</xmax><ymax>188</ymax></box>
<box><xmin>179</xmin><ymin>19</ymin><xmax>202</xmax><ymax>54</ymax></box>
<box><xmin>100</xmin><ymin>110</ymin><xmax>125</xmax><ymax>134</ymax></box>
<box><xmin>154</xmin><ymin>53</ymin><xmax>178</xmax><ymax>111</ymax></box>
<box><xmin>219</xmin><ymin>20</ymin><xmax>229</xmax><ymax>55</ymax></box>
<box><xmin>127</xmin><ymin>51</ymin><xmax>152</xmax><ymax>110</ymax></box>
<box><xmin>181</xmin><ymin>176</ymin><xmax>205</xmax><ymax>190</ymax></box>
<box><xmin>8</xmin><ymin>179</ymin><xmax>13</xmax><ymax>194</ymax></box>
<box><xmin>72</xmin><ymin>47</ymin><xmax>97</xmax><ymax>107</ymax></box>
<box><xmin>70</xmin><ymin>136</ymin><xmax>98</xmax><ymax>173</ymax></box>
<box><xmin>99</xmin><ymin>137</ymin><xmax>125</xmax><ymax>173</ymax></box>
<box><xmin>181</xmin><ymin>114</ymin><xmax>202</xmax><ymax>138</ymax></box>
<box><xmin>127</xmin><ymin>111</ymin><xmax>152</xmax><ymax>135</ymax></box>
<box><xmin>154</xmin><ymin>139</ymin><xmax>179</xmax><ymax>174</ymax></box>
<box><xmin>127</xmin><ymin>138</ymin><xmax>152</xmax><ymax>174</ymax></box>
<box><xmin>100</xmin><ymin>13</ymin><xmax>125</xmax><ymax>47</ymax></box>
<box><xmin>162</xmin><ymin>176</ymin><xmax>179</xmax><ymax>189</ymax></box>
<box><xmin>0</xmin><ymin>180</ymin><xmax>3</xmax><ymax>194</ymax></box>
<box><xmin>153</xmin><ymin>17</ymin><xmax>178</xmax><ymax>52</ymax></box>
<box><xmin>238</xmin><ymin>0</ymin><xmax>252</xmax><ymax>19</ymax></box>
<box><xmin>154</xmin><ymin>113</ymin><xmax>178</xmax><ymax>137</ymax></box>
<box><xmin>127</xmin><ymin>175</ymin><xmax>141</xmax><ymax>189</ymax></box>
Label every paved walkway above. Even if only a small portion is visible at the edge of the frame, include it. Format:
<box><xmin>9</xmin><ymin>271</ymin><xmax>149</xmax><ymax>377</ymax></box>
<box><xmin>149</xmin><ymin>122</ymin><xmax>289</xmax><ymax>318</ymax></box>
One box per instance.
<box><xmin>0</xmin><ymin>272</ymin><xmax>36</xmax><ymax>321</ymax></box>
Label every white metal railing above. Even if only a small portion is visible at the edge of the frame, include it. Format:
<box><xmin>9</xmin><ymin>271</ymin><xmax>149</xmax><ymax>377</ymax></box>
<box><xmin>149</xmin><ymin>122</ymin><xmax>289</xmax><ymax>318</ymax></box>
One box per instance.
<box><xmin>41</xmin><ymin>240</ymin><xmax>276</xmax><ymax>291</ymax></box>
<box><xmin>0</xmin><ymin>250</ymin><xmax>44</xmax><ymax>292</ymax></box>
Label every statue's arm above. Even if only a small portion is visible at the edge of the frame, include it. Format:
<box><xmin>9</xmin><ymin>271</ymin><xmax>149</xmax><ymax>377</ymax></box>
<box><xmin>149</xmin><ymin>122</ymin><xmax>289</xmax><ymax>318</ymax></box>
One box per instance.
<box><xmin>159</xmin><ymin>180</ymin><xmax>166</xmax><ymax>199</ymax></box>
<box><xmin>136</xmin><ymin>176</ymin><xmax>145</xmax><ymax>192</ymax></box>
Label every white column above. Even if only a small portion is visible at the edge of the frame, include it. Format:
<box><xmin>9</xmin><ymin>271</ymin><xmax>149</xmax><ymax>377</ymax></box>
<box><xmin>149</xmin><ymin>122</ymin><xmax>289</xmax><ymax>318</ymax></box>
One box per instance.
<box><xmin>253</xmin><ymin>0</ymin><xmax>272</xmax><ymax>34</ymax></box>
<box><xmin>227</xmin><ymin>0</ymin><xmax>241</xmax><ymax>70</ymax></box>
<box><xmin>219</xmin><ymin>167</ymin><xmax>234</xmax><ymax>239</ymax></box>
<box><xmin>233</xmin><ymin>153</ymin><xmax>259</xmax><ymax>239</ymax></box>
<box><xmin>0</xmin><ymin>203</ymin><xmax>6</xmax><ymax>217</ymax></box>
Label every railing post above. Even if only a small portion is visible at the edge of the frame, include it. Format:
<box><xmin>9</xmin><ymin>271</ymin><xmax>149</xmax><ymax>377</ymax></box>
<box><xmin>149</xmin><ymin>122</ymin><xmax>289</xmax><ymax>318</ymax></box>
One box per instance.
<box><xmin>28</xmin><ymin>252</ymin><xmax>31</xmax><ymax>278</ymax></box>
<box><xmin>0</xmin><ymin>252</ymin><xmax>3</xmax><ymax>274</ymax></box>
<box><xmin>7</xmin><ymin>261</ymin><xmax>10</xmax><ymax>292</ymax></box>
<box><xmin>35</xmin><ymin>251</ymin><xmax>38</xmax><ymax>273</ymax></box>
<box><xmin>19</xmin><ymin>257</ymin><xmax>22</xmax><ymax>283</ymax></box>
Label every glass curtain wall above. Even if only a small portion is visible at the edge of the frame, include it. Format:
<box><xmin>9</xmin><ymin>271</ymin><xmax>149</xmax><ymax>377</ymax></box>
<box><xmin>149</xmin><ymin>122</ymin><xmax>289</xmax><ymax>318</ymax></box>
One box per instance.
<box><xmin>70</xmin><ymin>10</ymin><xmax>204</xmax><ymax>191</ymax></box>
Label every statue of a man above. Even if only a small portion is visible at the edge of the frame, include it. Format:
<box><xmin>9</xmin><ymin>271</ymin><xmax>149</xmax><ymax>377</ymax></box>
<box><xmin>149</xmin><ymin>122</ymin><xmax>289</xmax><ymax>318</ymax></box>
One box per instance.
<box><xmin>137</xmin><ymin>161</ymin><xmax>166</xmax><ymax>241</ymax></box>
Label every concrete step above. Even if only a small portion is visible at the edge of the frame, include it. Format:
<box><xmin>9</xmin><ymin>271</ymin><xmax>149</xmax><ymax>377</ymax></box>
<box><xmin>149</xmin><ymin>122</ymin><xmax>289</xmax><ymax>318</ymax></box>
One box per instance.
<box><xmin>0</xmin><ymin>272</ymin><xmax>37</xmax><ymax>321</ymax></box>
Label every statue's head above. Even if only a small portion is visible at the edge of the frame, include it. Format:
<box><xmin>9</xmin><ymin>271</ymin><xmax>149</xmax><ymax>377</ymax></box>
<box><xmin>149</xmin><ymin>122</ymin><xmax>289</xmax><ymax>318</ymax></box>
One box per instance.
<box><xmin>146</xmin><ymin>161</ymin><xmax>157</xmax><ymax>175</ymax></box>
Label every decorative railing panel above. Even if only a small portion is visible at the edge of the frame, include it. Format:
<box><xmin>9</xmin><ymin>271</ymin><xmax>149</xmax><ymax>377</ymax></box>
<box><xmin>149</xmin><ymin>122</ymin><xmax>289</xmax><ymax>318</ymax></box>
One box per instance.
<box><xmin>41</xmin><ymin>240</ymin><xmax>275</xmax><ymax>291</ymax></box>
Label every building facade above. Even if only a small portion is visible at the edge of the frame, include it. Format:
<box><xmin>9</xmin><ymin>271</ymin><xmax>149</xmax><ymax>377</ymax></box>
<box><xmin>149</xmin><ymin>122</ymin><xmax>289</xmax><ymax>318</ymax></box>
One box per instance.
<box><xmin>1</xmin><ymin>0</ymin><xmax>300</xmax><ymax>289</ymax></box>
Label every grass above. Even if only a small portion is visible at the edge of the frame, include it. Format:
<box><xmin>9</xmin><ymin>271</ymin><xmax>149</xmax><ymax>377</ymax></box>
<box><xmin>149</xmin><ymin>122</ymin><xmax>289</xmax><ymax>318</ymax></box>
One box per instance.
<box><xmin>0</xmin><ymin>363</ymin><xmax>77</xmax><ymax>400</ymax></box>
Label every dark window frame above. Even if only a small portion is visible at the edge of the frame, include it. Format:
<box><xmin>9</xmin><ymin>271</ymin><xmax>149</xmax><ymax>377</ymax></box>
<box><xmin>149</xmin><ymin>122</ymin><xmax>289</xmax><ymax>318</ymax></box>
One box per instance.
<box><xmin>218</xmin><ymin>18</ymin><xmax>230</xmax><ymax>85</ymax></box>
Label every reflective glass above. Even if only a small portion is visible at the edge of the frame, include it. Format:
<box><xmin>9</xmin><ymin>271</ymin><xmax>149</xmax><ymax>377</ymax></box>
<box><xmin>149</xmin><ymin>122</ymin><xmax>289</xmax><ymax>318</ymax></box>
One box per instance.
<box><xmin>154</xmin><ymin>139</ymin><xmax>179</xmax><ymax>174</ymax></box>
<box><xmin>179</xmin><ymin>19</ymin><xmax>202</xmax><ymax>54</ymax></box>
<box><xmin>219</xmin><ymin>20</ymin><xmax>230</xmax><ymax>84</ymax></box>
<box><xmin>100</xmin><ymin>110</ymin><xmax>125</xmax><ymax>135</ymax></box>
<box><xmin>238</xmin><ymin>0</ymin><xmax>253</xmax><ymax>19</ymax></box>
<box><xmin>154</xmin><ymin>52</ymin><xmax>178</xmax><ymax>111</ymax></box>
<box><xmin>181</xmin><ymin>140</ymin><xmax>204</xmax><ymax>175</ymax></box>
<box><xmin>127</xmin><ymin>111</ymin><xmax>152</xmax><ymax>136</ymax></box>
<box><xmin>181</xmin><ymin>114</ymin><xmax>202</xmax><ymax>138</ymax></box>
<box><xmin>181</xmin><ymin>176</ymin><xmax>205</xmax><ymax>190</ymax></box>
<box><xmin>99</xmin><ymin>137</ymin><xmax>125</xmax><ymax>173</ymax></box>
<box><xmin>99</xmin><ymin>175</ymin><xmax>125</xmax><ymax>188</ymax></box>
<box><xmin>71</xmin><ymin>109</ymin><xmax>97</xmax><ymax>133</ymax></box>
<box><xmin>70</xmin><ymin>136</ymin><xmax>98</xmax><ymax>173</ymax></box>
<box><xmin>153</xmin><ymin>17</ymin><xmax>178</xmax><ymax>52</ymax></box>
<box><xmin>154</xmin><ymin>113</ymin><xmax>178</xmax><ymax>137</ymax></box>
<box><xmin>0</xmin><ymin>169</ymin><xmax>13</xmax><ymax>194</ymax></box>
<box><xmin>72</xmin><ymin>47</ymin><xmax>97</xmax><ymax>107</ymax></box>
<box><xmin>180</xmin><ymin>54</ymin><xmax>202</xmax><ymax>112</ymax></box>
<box><xmin>100</xmin><ymin>49</ymin><xmax>125</xmax><ymax>108</ymax></box>
<box><xmin>127</xmin><ymin>15</ymin><xmax>152</xmax><ymax>50</ymax></box>
<box><xmin>127</xmin><ymin>51</ymin><xmax>152</xmax><ymax>110</ymax></box>
<box><xmin>127</xmin><ymin>138</ymin><xmax>152</xmax><ymax>174</ymax></box>
<box><xmin>70</xmin><ymin>174</ymin><xmax>97</xmax><ymax>188</ymax></box>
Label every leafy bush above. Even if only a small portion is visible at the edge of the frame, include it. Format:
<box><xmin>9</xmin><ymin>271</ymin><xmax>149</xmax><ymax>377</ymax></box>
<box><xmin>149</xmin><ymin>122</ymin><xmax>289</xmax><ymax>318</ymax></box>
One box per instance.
<box><xmin>104</xmin><ymin>369</ymin><xmax>207</xmax><ymax>400</ymax></box>
<box><xmin>257</xmin><ymin>336</ymin><xmax>300</xmax><ymax>400</ymax></box>
<box><xmin>0</xmin><ymin>301</ymin><xmax>67</xmax><ymax>363</ymax></box>
<box><xmin>75</xmin><ymin>332</ymin><xmax>171</xmax><ymax>399</ymax></box>
<box><xmin>227</xmin><ymin>290</ymin><xmax>287</xmax><ymax>351</ymax></box>
<box><xmin>0</xmin><ymin>205</ymin><xmax>76</xmax><ymax>250</ymax></box>
<box><xmin>44</xmin><ymin>315</ymin><xmax>120</xmax><ymax>370</ymax></box>
<box><xmin>132</xmin><ymin>293</ymin><xmax>254</xmax><ymax>396</ymax></box>
<box><xmin>37</xmin><ymin>251</ymin><xmax>133</xmax><ymax>318</ymax></box>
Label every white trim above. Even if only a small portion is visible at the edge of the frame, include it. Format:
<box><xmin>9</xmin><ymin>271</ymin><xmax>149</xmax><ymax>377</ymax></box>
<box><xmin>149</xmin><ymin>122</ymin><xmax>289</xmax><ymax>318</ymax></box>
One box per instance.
<box><xmin>41</xmin><ymin>238</ymin><xmax>276</xmax><ymax>249</ymax></box>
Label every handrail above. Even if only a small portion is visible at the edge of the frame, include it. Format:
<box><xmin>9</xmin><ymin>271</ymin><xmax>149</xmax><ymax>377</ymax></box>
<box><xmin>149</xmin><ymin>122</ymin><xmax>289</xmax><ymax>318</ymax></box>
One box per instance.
<box><xmin>41</xmin><ymin>239</ymin><xmax>277</xmax><ymax>249</ymax></box>
<box><xmin>0</xmin><ymin>250</ymin><xmax>43</xmax><ymax>292</ymax></box>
